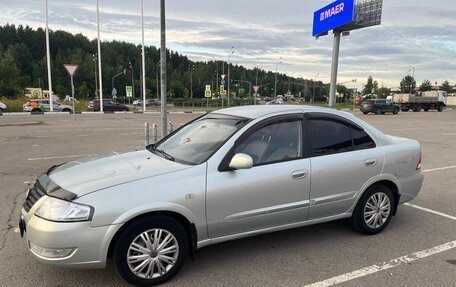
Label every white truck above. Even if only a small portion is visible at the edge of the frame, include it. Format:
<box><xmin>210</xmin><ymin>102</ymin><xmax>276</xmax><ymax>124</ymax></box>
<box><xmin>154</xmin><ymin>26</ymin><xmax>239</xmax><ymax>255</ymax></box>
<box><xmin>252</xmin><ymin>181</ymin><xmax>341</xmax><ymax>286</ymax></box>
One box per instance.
<box><xmin>392</xmin><ymin>91</ymin><xmax>447</xmax><ymax>112</ymax></box>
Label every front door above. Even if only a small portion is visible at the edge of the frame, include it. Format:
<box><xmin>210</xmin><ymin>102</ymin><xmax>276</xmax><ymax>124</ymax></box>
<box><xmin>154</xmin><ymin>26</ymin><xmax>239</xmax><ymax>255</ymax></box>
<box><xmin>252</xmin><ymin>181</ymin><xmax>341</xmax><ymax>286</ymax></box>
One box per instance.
<box><xmin>206</xmin><ymin>116</ymin><xmax>311</xmax><ymax>238</ymax></box>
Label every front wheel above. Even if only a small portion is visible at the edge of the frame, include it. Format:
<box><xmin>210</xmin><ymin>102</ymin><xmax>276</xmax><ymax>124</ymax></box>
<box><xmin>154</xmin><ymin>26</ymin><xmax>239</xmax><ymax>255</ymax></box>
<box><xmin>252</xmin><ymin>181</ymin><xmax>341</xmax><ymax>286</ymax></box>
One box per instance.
<box><xmin>375</xmin><ymin>109</ymin><xmax>381</xmax><ymax>115</ymax></box>
<box><xmin>113</xmin><ymin>216</ymin><xmax>188</xmax><ymax>286</ymax></box>
<box><xmin>393</xmin><ymin>107</ymin><xmax>399</xmax><ymax>115</ymax></box>
<box><xmin>351</xmin><ymin>185</ymin><xmax>395</xmax><ymax>235</ymax></box>
<box><xmin>437</xmin><ymin>104</ymin><xmax>444</xmax><ymax>112</ymax></box>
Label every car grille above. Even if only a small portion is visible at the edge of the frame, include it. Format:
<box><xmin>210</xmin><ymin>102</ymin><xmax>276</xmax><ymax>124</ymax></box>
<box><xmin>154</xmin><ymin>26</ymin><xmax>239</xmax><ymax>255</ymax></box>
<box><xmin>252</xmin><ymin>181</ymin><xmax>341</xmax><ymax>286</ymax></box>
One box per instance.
<box><xmin>23</xmin><ymin>180</ymin><xmax>47</xmax><ymax>212</ymax></box>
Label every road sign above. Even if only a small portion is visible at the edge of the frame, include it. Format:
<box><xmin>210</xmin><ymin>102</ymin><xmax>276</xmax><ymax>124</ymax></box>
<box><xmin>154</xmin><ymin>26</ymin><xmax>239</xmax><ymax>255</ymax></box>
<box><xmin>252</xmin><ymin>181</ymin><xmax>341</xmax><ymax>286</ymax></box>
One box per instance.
<box><xmin>221</xmin><ymin>74</ymin><xmax>226</xmax><ymax>80</ymax></box>
<box><xmin>220</xmin><ymin>85</ymin><xmax>225</xmax><ymax>92</ymax></box>
<box><xmin>253</xmin><ymin>85</ymin><xmax>260</xmax><ymax>93</ymax></box>
<box><xmin>205</xmin><ymin>85</ymin><xmax>211</xmax><ymax>91</ymax></box>
<box><xmin>63</xmin><ymin>64</ymin><xmax>79</xmax><ymax>78</ymax></box>
<box><xmin>221</xmin><ymin>80</ymin><xmax>225</xmax><ymax>85</ymax></box>
<box><xmin>112</xmin><ymin>88</ymin><xmax>117</xmax><ymax>97</ymax></box>
<box><xmin>205</xmin><ymin>90</ymin><xmax>211</xmax><ymax>98</ymax></box>
<box><xmin>126</xmin><ymin>86</ymin><xmax>133</xmax><ymax>97</ymax></box>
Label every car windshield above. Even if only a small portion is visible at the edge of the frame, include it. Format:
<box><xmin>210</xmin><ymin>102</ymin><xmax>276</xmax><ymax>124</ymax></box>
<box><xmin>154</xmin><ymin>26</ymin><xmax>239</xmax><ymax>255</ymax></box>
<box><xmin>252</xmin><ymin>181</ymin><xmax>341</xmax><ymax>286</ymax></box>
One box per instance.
<box><xmin>150</xmin><ymin>114</ymin><xmax>249</xmax><ymax>165</ymax></box>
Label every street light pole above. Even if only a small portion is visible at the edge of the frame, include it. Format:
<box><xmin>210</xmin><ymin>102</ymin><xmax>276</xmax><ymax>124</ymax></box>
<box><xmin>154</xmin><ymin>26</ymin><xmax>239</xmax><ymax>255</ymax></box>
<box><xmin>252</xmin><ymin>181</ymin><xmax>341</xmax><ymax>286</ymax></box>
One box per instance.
<box><xmin>274</xmin><ymin>57</ymin><xmax>282</xmax><ymax>98</ymax></box>
<box><xmin>45</xmin><ymin>0</ymin><xmax>53</xmax><ymax>111</ymax></box>
<box><xmin>92</xmin><ymin>54</ymin><xmax>98</xmax><ymax>98</ymax></box>
<box><xmin>96</xmin><ymin>0</ymin><xmax>103</xmax><ymax>111</ymax></box>
<box><xmin>189</xmin><ymin>64</ymin><xmax>194</xmax><ymax>99</ymax></box>
<box><xmin>129</xmin><ymin>62</ymin><xmax>134</xmax><ymax>99</ymax></box>
<box><xmin>227</xmin><ymin>47</ymin><xmax>234</xmax><ymax>107</ymax></box>
<box><xmin>160</xmin><ymin>0</ymin><xmax>167</xmax><ymax>137</ymax></box>
<box><xmin>312</xmin><ymin>72</ymin><xmax>319</xmax><ymax>103</ymax></box>
<box><xmin>141</xmin><ymin>0</ymin><xmax>146</xmax><ymax>112</ymax></box>
<box><xmin>409</xmin><ymin>65</ymin><xmax>415</xmax><ymax>94</ymax></box>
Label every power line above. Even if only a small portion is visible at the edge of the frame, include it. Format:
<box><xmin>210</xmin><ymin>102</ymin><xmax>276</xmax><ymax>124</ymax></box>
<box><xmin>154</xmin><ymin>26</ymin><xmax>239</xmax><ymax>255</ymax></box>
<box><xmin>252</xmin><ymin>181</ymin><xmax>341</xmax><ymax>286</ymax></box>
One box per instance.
<box><xmin>380</xmin><ymin>24</ymin><xmax>456</xmax><ymax>66</ymax></box>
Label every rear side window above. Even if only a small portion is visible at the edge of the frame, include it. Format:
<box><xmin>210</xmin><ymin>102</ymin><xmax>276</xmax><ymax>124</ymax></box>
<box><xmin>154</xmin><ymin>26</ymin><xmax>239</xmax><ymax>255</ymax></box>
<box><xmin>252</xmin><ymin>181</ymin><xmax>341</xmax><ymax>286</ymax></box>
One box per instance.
<box><xmin>309</xmin><ymin>119</ymin><xmax>352</xmax><ymax>155</ymax></box>
<box><xmin>308</xmin><ymin>116</ymin><xmax>376</xmax><ymax>156</ymax></box>
<box><xmin>351</xmin><ymin>127</ymin><xmax>376</xmax><ymax>149</ymax></box>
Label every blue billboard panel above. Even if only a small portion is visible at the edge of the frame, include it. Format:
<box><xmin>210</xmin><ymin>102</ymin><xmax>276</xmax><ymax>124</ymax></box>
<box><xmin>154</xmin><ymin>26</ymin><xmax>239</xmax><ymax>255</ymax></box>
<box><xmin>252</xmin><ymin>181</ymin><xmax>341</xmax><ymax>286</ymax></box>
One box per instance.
<box><xmin>312</xmin><ymin>0</ymin><xmax>355</xmax><ymax>37</ymax></box>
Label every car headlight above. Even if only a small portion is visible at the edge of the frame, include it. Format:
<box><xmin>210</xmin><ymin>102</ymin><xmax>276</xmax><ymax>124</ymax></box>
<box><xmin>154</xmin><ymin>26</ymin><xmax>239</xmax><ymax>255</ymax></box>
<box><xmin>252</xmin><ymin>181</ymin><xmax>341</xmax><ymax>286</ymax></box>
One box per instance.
<box><xmin>35</xmin><ymin>196</ymin><xmax>93</xmax><ymax>222</ymax></box>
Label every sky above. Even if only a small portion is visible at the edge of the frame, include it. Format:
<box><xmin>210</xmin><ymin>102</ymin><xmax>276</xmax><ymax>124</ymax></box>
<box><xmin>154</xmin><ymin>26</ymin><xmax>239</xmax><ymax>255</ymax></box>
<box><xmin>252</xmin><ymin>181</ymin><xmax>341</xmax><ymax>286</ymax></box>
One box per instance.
<box><xmin>2</xmin><ymin>0</ymin><xmax>456</xmax><ymax>90</ymax></box>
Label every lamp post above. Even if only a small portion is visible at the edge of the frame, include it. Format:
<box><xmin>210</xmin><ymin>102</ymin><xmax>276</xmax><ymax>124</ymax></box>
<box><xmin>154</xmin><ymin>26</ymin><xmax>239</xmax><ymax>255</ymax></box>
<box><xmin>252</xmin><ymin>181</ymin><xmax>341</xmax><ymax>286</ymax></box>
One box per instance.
<box><xmin>156</xmin><ymin>63</ymin><xmax>160</xmax><ymax>101</ymax></box>
<box><xmin>92</xmin><ymin>54</ymin><xmax>98</xmax><ymax>98</ymax></box>
<box><xmin>96</xmin><ymin>0</ymin><xmax>103</xmax><ymax>111</ymax></box>
<box><xmin>112</xmin><ymin>69</ymin><xmax>126</xmax><ymax>98</ymax></box>
<box><xmin>274</xmin><ymin>57</ymin><xmax>282</xmax><ymax>98</ymax></box>
<box><xmin>44</xmin><ymin>0</ymin><xmax>53</xmax><ymax>111</ymax></box>
<box><xmin>188</xmin><ymin>64</ymin><xmax>194</xmax><ymax>99</ymax></box>
<box><xmin>312</xmin><ymin>72</ymin><xmax>320</xmax><ymax>103</ymax></box>
<box><xmin>409</xmin><ymin>65</ymin><xmax>415</xmax><ymax>94</ymax></box>
<box><xmin>227</xmin><ymin>46</ymin><xmax>234</xmax><ymax>107</ymax></box>
<box><xmin>129</xmin><ymin>62</ymin><xmax>134</xmax><ymax>99</ymax></box>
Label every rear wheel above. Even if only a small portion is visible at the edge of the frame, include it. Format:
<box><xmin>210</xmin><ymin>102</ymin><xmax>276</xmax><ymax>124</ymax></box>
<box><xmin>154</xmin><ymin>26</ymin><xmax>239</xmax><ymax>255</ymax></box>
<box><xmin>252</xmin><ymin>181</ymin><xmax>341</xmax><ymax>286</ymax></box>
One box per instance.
<box><xmin>362</xmin><ymin>111</ymin><xmax>368</xmax><ymax>115</ymax></box>
<box><xmin>412</xmin><ymin>105</ymin><xmax>421</xmax><ymax>112</ymax></box>
<box><xmin>393</xmin><ymin>107</ymin><xmax>399</xmax><ymax>115</ymax></box>
<box><xmin>375</xmin><ymin>109</ymin><xmax>381</xmax><ymax>115</ymax></box>
<box><xmin>401</xmin><ymin>108</ymin><xmax>409</xmax><ymax>112</ymax></box>
<box><xmin>113</xmin><ymin>216</ymin><xmax>188</xmax><ymax>286</ymax></box>
<box><xmin>437</xmin><ymin>103</ymin><xmax>444</xmax><ymax>112</ymax></box>
<box><xmin>31</xmin><ymin>108</ymin><xmax>42</xmax><ymax>114</ymax></box>
<box><xmin>351</xmin><ymin>185</ymin><xmax>395</xmax><ymax>235</ymax></box>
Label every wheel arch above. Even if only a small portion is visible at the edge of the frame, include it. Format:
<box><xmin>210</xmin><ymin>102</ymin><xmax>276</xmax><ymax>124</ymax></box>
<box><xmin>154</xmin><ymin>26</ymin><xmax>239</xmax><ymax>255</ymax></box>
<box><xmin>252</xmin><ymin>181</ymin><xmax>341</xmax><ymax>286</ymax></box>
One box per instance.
<box><xmin>107</xmin><ymin>210</ymin><xmax>197</xmax><ymax>260</ymax></box>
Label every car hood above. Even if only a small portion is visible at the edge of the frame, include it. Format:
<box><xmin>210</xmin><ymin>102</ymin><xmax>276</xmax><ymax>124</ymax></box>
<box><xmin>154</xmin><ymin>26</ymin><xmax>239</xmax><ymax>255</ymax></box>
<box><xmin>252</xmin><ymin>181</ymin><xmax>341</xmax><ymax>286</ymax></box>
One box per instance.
<box><xmin>49</xmin><ymin>147</ymin><xmax>190</xmax><ymax>197</ymax></box>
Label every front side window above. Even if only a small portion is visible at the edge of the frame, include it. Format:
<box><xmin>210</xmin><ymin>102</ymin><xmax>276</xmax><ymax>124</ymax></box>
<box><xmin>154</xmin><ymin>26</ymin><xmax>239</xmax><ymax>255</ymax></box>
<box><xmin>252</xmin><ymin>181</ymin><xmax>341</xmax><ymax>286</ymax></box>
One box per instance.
<box><xmin>151</xmin><ymin>114</ymin><xmax>249</xmax><ymax>165</ymax></box>
<box><xmin>235</xmin><ymin>119</ymin><xmax>302</xmax><ymax>166</ymax></box>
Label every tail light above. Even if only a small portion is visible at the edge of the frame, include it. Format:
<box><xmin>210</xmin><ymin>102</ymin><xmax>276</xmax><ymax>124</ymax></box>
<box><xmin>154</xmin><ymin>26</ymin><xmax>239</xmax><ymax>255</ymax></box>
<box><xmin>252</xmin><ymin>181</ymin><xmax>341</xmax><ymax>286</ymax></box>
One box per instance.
<box><xmin>416</xmin><ymin>150</ymin><xmax>422</xmax><ymax>170</ymax></box>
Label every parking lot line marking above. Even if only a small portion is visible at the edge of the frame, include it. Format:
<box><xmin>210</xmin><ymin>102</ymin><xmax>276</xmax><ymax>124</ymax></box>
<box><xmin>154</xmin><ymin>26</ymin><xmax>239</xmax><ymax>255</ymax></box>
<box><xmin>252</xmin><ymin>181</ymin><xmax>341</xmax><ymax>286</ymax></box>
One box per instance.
<box><xmin>442</xmin><ymin>133</ymin><xmax>456</xmax><ymax>136</ymax></box>
<box><xmin>422</xmin><ymin>165</ymin><xmax>456</xmax><ymax>173</ymax></box>
<box><xmin>404</xmin><ymin>203</ymin><xmax>456</xmax><ymax>221</ymax></box>
<box><xmin>303</xmin><ymin>241</ymin><xmax>456</xmax><ymax>287</ymax></box>
<box><xmin>27</xmin><ymin>154</ymin><xmax>94</xmax><ymax>161</ymax></box>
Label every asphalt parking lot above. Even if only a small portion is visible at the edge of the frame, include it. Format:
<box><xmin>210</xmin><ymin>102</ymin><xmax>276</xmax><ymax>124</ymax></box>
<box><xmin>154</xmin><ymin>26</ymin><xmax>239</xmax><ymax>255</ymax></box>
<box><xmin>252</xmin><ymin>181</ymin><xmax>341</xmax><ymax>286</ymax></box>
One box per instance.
<box><xmin>0</xmin><ymin>109</ymin><xmax>455</xmax><ymax>286</ymax></box>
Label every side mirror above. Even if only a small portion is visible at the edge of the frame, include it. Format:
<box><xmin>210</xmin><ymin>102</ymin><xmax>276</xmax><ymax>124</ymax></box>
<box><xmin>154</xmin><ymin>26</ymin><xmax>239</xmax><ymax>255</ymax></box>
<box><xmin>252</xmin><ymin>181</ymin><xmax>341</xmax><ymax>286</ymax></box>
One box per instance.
<box><xmin>229</xmin><ymin>153</ymin><xmax>253</xmax><ymax>170</ymax></box>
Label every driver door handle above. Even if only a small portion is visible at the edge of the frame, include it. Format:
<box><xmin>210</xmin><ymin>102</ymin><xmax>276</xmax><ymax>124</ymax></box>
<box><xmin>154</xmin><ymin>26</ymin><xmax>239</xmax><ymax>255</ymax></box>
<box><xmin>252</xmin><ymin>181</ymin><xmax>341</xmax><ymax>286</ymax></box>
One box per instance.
<box><xmin>291</xmin><ymin>170</ymin><xmax>308</xmax><ymax>180</ymax></box>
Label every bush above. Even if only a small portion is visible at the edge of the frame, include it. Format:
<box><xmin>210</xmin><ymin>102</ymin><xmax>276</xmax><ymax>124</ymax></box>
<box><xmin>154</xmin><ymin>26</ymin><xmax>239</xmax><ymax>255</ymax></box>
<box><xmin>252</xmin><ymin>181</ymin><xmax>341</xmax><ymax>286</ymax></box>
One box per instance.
<box><xmin>0</xmin><ymin>96</ymin><xmax>28</xmax><ymax>112</ymax></box>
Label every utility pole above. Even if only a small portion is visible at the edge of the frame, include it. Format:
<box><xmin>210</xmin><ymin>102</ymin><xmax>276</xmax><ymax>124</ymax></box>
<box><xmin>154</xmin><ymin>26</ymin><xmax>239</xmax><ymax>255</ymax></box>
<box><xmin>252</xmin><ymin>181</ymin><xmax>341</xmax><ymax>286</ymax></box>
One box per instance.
<box><xmin>96</xmin><ymin>0</ymin><xmax>103</xmax><ymax>111</ymax></box>
<box><xmin>227</xmin><ymin>47</ymin><xmax>234</xmax><ymax>107</ymax></box>
<box><xmin>160</xmin><ymin>0</ymin><xmax>167</xmax><ymax>137</ymax></box>
<box><xmin>141</xmin><ymin>0</ymin><xmax>146</xmax><ymax>112</ymax></box>
<box><xmin>45</xmin><ymin>0</ymin><xmax>53</xmax><ymax>111</ymax></box>
<box><xmin>274</xmin><ymin>57</ymin><xmax>282</xmax><ymax>98</ymax></box>
<box><xmin>92</xmin><ymin>54</ymin><xmax>98</xmax><ymax>98</ymax></box>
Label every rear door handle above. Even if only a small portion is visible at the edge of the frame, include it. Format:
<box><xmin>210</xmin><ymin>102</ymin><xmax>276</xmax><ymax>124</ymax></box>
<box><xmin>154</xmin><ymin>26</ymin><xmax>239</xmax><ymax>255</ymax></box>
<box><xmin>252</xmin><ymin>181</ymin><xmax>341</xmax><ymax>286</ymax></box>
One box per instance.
<box><xmin>291</xmin><ymin>170</ymin><xmax>309</xmax><ymax>180</ymax></box>
<box><xmin>365</xmin><ymin>158</ymin><xmax>378</xmax><ymax>167</ymax></box>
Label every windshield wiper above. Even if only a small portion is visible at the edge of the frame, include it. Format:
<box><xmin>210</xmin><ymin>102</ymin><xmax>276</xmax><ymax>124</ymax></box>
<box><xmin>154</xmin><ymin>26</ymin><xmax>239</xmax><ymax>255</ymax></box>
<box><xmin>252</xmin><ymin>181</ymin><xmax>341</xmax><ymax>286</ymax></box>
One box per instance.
<box><xmin>153</xmin><ymin>148</ymin><xmax>175</xmax><ymax>161</ymax></box>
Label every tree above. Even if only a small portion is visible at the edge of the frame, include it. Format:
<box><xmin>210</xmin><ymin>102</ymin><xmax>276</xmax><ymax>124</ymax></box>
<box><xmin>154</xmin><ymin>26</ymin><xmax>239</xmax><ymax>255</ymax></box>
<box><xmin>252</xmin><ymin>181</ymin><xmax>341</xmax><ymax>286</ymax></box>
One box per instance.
<box><xmin>441</xmin><ymin>80</ymin><xmax>453</xmax><ymax>93</ymax></box>
<box><xmin>376</xmin><ymin>87</ymin><xmax>391</xmax><ymax>99</ymax></box>
<box><xmin>400</xmin><ymin>75</ymin><xmax>416</xmax><ymax>93</ymax></box>
<box><xmin>0</xmin><ymin>49</ymin><xmax>21</xmax><ymax>97</ymax></box>
<box><xmin>362</xmin><ymin>76</ymin><xmax>378</xmax><ymax>95</ymax></box>
<box><xmin>420</xmin><ymin>80</ymin><xmax>432</xmax><ymax>92</ymax></box>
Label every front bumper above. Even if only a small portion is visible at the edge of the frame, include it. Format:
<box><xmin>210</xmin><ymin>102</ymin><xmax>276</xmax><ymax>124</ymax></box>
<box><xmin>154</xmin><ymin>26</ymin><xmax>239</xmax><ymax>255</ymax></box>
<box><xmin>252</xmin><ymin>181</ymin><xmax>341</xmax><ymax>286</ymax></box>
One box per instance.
<box><xmin>20</xmin><ymin>207</ymin><xmax>122</xmax><ymax>269</ymax></box>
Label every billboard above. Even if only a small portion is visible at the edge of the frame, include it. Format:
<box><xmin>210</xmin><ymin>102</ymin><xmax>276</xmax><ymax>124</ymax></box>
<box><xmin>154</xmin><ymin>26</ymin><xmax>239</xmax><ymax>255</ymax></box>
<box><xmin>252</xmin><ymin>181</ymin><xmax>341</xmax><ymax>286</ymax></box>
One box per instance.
<box><xmin>312</xmin><ymin>0</ymin><xmax>355</xmax><ymax>37</ymax></box>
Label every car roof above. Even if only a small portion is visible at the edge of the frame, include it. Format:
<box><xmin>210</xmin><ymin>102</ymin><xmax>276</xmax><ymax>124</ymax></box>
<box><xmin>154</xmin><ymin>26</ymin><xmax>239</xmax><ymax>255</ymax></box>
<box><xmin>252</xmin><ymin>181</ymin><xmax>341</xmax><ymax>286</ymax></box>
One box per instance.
<box><xmin>213</xmin><ymin>105</ymin><xmax>335</xmax><ymax>119</ymax></box>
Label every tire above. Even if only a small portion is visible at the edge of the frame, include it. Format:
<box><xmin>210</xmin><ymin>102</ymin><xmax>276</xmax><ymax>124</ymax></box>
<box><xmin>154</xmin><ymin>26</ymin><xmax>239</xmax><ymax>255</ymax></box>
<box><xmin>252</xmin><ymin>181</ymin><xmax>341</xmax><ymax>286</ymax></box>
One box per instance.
<box><xmin>375</xmin><ymin>109</ymin><xmax>381</xmax><ymax>115</ymax></box>
<box><xmin>62</xmin><ymin>108</ymin><xmax>72</xmax><ymax>113</ymax></box>
<box><xmin>351</xmin><ymin>185</ymin><xmax>395</xmax><ymax>235</ymax></box>
<box><xmin>393</xmin><ymin>108</ymin><xmax>399</xmax><ymax>115</ymax></box>
<box><xmin>423</xmin><ymin>107</ymin><xmax>429</xmax><ymax>112</ymax></box>
<box><xmin>113</xmin><ymin>216</ymin><xmax>189</xmax><ymax>286</ymax></box>
<box><xmin>31</xmin><ymin>108</ymin><xmax>42</xmax><ymax>114</ymax></box>
<box><xmin>401</xmin><ymin>108</ymin><xmax>409</xmax><ymax>112</ymax></box>
<box><xmin>362</xmin><ymin>112</ymin><xmax>368</xmax><ymax>115</ymax></box>
<box><xmin>437</xmin><ymin>104</ymin><xmax>444</xmax><ymax>112</ymax></box>
<box><xmin>412</xmin><ymin>105</ymin><xmax>421</xmax><ymax>112</ymax></box>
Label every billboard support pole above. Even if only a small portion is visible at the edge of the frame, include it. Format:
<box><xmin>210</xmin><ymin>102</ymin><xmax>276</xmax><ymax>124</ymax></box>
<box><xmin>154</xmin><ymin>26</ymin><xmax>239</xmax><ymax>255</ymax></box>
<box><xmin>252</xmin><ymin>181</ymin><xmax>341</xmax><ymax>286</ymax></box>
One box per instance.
<box><xmin>329</xmin><ymin>31</ymin><xmax>341</xmax><ymax>109</ymax></box>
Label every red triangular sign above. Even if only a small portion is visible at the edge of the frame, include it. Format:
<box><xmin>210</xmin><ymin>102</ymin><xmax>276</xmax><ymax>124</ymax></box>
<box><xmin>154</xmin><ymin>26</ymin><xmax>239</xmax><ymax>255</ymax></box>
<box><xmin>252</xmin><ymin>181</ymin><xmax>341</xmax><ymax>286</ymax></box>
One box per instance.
<box><xmin>253</xmin><ymin>85</ymin><xmax>260</xmax><ymax>93</ymax></box>
<box><xmin>64</xmin><ymin>64</ymin><xmax>79</xmax><ymax>77</ymax></box>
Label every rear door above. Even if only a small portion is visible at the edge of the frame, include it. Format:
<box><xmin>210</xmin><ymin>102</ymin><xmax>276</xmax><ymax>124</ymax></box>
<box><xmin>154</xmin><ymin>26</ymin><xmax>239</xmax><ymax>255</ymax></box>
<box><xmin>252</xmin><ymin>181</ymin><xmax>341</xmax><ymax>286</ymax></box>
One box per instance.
<box><xmin>305</xmin><ymin>113</ymin><xmax>382</xmax><ymax>219</ymax></box>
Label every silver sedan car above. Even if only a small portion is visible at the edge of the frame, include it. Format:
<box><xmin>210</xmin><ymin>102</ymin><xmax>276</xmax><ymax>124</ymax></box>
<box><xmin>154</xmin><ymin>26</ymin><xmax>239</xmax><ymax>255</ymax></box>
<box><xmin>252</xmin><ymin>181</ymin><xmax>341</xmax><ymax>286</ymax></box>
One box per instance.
<box><xmin>19</xmin><ymin>105</ymin><xmax>423</xmax><ymax>286</ymax></box>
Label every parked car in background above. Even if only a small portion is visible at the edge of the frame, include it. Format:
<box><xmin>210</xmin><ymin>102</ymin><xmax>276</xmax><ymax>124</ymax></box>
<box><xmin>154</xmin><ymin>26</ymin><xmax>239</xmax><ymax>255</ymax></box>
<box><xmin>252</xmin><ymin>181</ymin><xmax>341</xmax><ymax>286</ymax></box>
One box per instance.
<box><xmin>0</xmin><ymin>101</ymin><xmax>7</xmax><ymax>113</ymax></box>
<box><xmin>19</xmin><ymin>105</ymin><xmax>423</xmax><ymax>286</ymax></box>
<box><xmin>133</xmin><ymin>99</ymin><xmax>161</xmax><ymax>107</ymax></box>
<box><xmin>23</xmin><ymin>99</ymin><xmax>73</xmax><ymax>113</ymax></box>
<box><xmin>88</xmin><ymin>99</ymin><xmax>129</xmax><ymax>112</ymax></box>
<box><xmin>360</xmin><ymin>99</ymin><xmax>400</xmax><ymax>115</ymax></box>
